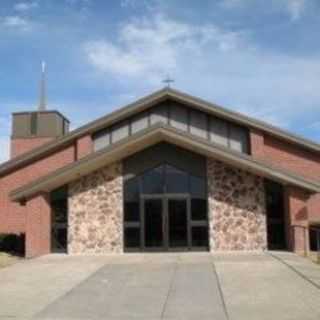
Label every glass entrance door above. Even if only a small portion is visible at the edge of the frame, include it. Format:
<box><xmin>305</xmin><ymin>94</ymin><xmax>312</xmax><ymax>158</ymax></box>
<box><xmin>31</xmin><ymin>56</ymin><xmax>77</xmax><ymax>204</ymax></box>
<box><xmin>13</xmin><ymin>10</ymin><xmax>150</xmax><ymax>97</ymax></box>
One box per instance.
<box><xmin>143</xmin><ymin>198</ymin><xmax>164</xmax><ymax>250</ymax></box>
<box><xmin>142</xmin><ymin>195</ymin><xmax>190</xmax><ymax>251</ymax></box>
<box><xmin>168</xmin><ymin>198</ymin><xmax>189</xmax><ymax>249</ymax></box>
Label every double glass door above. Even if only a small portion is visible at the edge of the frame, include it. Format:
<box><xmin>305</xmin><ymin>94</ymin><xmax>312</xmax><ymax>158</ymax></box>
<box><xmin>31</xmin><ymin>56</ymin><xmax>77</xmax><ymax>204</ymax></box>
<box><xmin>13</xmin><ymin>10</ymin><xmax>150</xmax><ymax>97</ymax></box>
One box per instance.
<box><xmin>142</xmin><ymin>195</ymin><xmax>190</xmax><ymax>251</ymax></box>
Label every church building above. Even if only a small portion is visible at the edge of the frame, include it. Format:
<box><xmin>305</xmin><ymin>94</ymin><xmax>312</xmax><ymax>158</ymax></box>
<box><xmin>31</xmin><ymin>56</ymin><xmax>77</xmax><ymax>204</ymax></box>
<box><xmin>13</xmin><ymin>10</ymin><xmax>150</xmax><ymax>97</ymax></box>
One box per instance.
<box><xmin>1</xmin><ymin>78</ymin><xmax>320</xmax><ymax>257</ymax></box>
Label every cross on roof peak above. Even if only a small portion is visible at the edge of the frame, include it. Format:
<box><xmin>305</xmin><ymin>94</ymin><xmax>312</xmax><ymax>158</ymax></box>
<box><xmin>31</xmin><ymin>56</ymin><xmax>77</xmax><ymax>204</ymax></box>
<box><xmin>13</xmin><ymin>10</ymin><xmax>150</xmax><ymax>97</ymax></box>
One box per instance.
<box><xmin>162</xmin><ymin>75</ymin><xmax>175</xmax><ymax>88</ymax></box>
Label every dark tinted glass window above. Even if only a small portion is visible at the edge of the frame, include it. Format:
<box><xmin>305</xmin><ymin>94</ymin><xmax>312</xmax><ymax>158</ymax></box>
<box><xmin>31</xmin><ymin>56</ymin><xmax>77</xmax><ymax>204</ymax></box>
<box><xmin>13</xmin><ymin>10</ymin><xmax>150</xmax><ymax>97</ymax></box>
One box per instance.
<box><xmin>309</xmin><ymin>227</ymin><xmax>320</xmax><ymax>251</ymax></box>
<box><xmin>166</xmin><ymin>165</ymin><xmax>188</xmax><ymax>193</ymax></box>
<box><xmin>124</xmin><ymin>228</ymin><xmax>140</xmax><ymax>248</ymax></box>
<box><xmin>142</xmin><ymin>166</ymin><xmax>164</xmax><ymax>194</ymax></box>
<box><xmin>192</xmin><ymin>226</ymin><xmax>208</xmax><ymax>247</ymax></box>
<box><xmin>190</xmin><ymin>175</ymin><xmax>206</xmax><ymax>198</ymax></box>
<box><xmin>124</xmin><ymin>177</ymin><xmax>139</xmax><ymax>201</ymax></box>
<box><xmin>51</xmin><ymin>187</ymin><xmax>68</xmax><ymax>223</ymax></box>
<box><xmin>124</xmin><ymin>177</ymin><xmax>140</xmax><ymax>222</ymax></box>
<box><xmin>191</xmin><ymin>199</ymin><xmax>207</xmax><ymax>221</ymax></box>
<box><xmin>124</xmin><ymin>202</ymin><xmax>140</xmax><ymax>222</ymax></box>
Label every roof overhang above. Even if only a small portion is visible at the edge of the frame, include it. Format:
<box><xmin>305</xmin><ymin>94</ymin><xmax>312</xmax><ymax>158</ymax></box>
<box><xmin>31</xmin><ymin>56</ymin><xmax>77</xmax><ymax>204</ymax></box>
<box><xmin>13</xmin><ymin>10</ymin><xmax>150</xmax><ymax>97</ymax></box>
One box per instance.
<box><xmin>10</xmin><ymin>124</ymin><xmax>320</xmax><ymax>202</ymax></box>
<box><xmin>2</xmin><ymin>87</ymin><xmax>320</xmax><ymax>178</ymax></box>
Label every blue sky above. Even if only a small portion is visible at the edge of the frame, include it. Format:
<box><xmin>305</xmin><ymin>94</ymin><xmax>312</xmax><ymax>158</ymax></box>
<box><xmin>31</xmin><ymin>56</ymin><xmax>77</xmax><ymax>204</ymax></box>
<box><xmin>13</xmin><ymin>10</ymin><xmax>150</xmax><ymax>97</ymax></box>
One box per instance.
<box><xmin>1</xmin><ymin>0</ymin><xmax>320</xmax><ymax>163</ymax></box>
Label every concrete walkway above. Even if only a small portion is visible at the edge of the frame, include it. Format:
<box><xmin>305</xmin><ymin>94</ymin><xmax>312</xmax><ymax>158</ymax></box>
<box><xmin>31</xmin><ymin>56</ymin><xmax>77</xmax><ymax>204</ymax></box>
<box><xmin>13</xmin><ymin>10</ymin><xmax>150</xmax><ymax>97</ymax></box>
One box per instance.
<box><xmin>0</xmin><ymin>252</ymin><xmax>319</xmax><ymax>320</ymax></box>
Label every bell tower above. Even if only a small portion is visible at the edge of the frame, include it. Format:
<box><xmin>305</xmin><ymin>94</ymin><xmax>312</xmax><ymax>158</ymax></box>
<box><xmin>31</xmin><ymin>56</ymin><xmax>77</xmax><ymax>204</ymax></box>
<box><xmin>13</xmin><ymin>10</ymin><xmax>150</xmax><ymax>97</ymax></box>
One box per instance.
<box><xmin>10</xmin><ymin>62</ymin><xmax>70</xmax><ymax>158</ymax></box>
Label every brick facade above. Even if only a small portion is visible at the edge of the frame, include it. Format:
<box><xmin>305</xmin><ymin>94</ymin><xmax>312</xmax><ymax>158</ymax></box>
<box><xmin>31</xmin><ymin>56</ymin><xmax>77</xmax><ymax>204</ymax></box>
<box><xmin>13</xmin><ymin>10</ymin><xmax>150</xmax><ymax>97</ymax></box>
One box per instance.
<box><xmin>76</xmin><ymin>135</ymin><xmax>92</xmax><ymax>160</ymax></box>
<box><xmin>11</xmin><ymin>137</ymin><xmax>55</xmax><ymax>159</ymax></box>
<box><xmin>0</xmin><ymin>134</ymin><xmax>92</xmax><ymax>251</ymax></box>
<box><xmin>250</xmin><ymin>129</ymin><xmax>320</xmax><ymax>253</ymax></box>
<box><xmin>25</xmin><ymin>193</ymin><xmax>51</xmax><ymax>258</ymax></box>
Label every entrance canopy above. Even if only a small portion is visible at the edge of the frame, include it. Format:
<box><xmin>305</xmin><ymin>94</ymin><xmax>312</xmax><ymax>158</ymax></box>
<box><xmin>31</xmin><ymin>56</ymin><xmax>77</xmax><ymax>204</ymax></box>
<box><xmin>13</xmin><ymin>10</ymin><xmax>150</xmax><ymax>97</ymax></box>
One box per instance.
<box><xmin>11</xmin><ymin>123</ymin><xmax>320</xmax><ymax>202</ymax></box>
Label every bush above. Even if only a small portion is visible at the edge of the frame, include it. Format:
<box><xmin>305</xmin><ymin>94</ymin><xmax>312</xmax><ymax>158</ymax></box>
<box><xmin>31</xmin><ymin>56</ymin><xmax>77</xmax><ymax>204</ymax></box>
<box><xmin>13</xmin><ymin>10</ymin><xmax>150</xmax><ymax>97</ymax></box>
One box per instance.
<box><xmin>0</xmin><ymin>233</ymin><xmax>25</xmax><ymax>256</ymax></box>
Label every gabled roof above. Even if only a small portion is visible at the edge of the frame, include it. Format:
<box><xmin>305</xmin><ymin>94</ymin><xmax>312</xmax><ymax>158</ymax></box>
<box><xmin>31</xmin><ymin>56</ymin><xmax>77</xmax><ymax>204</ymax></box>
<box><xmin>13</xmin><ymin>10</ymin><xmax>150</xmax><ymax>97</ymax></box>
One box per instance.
<box><xmin>11</xmin><ymin>123</ymin><xmax>320</xmax><ymax>202</ymax></box>
<box><xmin>1</xmin><ymin>87</ymin><xmax>320</xmax><ymax>177</ymax></box>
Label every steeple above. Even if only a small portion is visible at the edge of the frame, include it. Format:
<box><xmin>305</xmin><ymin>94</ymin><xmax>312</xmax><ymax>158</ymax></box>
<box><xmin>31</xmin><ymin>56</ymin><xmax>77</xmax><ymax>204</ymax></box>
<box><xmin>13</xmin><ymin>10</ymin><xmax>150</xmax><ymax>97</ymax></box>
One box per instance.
<box><xmin>10</xmin><ymin>61</ymin><xmax>70</xmax><ymax>158</ymax></box>
<box><xmin>38</xmin><ymin>61</ymin><xmax>46</xmax><ymax>111</ymax></box>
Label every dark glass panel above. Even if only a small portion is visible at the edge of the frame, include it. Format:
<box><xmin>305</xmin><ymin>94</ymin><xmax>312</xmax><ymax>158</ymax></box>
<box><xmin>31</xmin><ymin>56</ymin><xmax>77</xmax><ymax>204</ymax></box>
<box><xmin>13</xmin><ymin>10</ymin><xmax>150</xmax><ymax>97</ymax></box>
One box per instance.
<box><xmin>265</xmin><ymin>181</ymin><xmax>286</xmax><ymax>250</ymax></box>
<box><xmin>51</xmin><ymin>186</ymin><xmax>68</xmax><ymax>253</ymax></box>
<box><xmin>145</xmin><ymin>199</ymin><xmax>163</xmax><ymax>247</ymax></box>
<box><xmin>124</xmin><ymin>227</ymin><xmax>140</xmax><ymax>248</ymax></box>
<box><xmin>192</xmin><ymin>226</ymin><xmax>208</xmax><ymax>247</ymax></box>
<box><xmin>51</xmin><ymin>187</ymin><xmax>68</xmax><ymax>223</ymax></box>
<box><xmin>124</xmin><ymin>177</ymin><xmax>139</xmax><ymax>201</ymax></box>
<box><xmin>309</xmin><ymin>228</ymin><xmax>320</xmax><ymax>251</ymax></box>
<box><xmin>309</xmin><ymin>227</ymin><xmax>320</xmax><ymax>252</ymax></box>
<box><xmin>165</xmin><ymin>165</ymin><xmax>188</xmax><ymax>194</ymax></box>
<box><xmin>124</xmin><ymin>201</ymin><xmax>140</xmax><ymax>222</ymax></box>
<box><xmin>142</xmin><ymin>166</ymin><xmax>164</xmax><ymax>194</ymax></box>
<box><xmin>168</xmin><ymin>199</ymin><xmax>188</xmax><ymax>247</ymax></box>
<box><xmin>267</xmin><ymin>223</ymin><xmax>285</xmax><ymax>249</ymax></box>
<box><xmin>51</xmin><ymin>227</ymin><xmax>67</xmax><ymax>252</ymax></box>
<box><xmin>191</xmin><ymin>199</ymin><xmax>207</xmax><ymax>221</ymax></box>
<box><xmin>190</xmin><ymin>175</ymin><xmax>206</xmax><ymax>198</ymax></box>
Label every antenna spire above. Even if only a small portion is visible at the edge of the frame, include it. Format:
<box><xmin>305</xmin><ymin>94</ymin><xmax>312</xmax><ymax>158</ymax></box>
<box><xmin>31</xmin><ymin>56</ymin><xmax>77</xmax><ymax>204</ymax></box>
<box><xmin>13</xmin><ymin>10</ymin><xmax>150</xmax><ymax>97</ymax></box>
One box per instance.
<box><xmin>38</xmin><ymin>61</ymin><xmax>47</xmax><ymax>111</ymax></box>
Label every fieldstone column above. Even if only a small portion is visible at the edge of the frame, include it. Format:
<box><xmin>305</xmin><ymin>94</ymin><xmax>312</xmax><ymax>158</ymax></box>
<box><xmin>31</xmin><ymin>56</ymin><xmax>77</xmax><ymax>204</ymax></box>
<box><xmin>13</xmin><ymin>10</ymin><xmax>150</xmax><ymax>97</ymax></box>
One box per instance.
<box><xmin>207</xmin><ymin>159</ymin><xmax>267</xmax><ymax>251</ymax></box>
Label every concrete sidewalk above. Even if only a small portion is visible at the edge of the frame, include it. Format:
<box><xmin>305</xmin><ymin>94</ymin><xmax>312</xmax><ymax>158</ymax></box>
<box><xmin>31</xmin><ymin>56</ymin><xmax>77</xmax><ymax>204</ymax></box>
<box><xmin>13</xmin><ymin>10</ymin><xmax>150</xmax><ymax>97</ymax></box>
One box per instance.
<box><xmin>214</xmin><ymin>252</ymin><xmax>320</xmax><ymax>320</ymax></box>
<box><xmin>0</xmin><ymin>252</ymin><xmax>319</xmax><ymax>320</ymax></box>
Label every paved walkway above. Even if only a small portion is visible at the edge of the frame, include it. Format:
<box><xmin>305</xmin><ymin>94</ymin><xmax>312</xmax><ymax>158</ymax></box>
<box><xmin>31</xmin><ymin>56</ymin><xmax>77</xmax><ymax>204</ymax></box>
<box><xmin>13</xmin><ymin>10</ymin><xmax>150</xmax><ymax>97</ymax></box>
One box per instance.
<box><xmin>0</xmin><ymin>252</ymin><xmax>319</xmax><ymax>320</ymax></box>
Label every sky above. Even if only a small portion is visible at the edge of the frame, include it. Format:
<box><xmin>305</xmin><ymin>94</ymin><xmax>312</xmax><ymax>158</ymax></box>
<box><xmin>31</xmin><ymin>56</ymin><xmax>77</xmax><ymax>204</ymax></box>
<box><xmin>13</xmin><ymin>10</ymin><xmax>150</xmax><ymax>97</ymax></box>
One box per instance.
<box><xmin>0</xmin><ymin>0</ymin><xmax>320</xmax><ymax>163</ymax></box>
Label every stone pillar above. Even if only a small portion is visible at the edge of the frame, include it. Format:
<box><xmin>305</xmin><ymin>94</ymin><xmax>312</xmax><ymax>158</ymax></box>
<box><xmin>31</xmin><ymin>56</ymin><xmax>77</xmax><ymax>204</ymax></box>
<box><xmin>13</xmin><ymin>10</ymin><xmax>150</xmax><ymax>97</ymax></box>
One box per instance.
<box><xmin>25</xmin><ymin>193</ymin><xmax>51</xmax><ymax>258</ymax></box>
<box><xmin>68</xmin><ymin>162</ymin><xmax>123</xmax><ymax>254</ymax></box>
<box><xmin>285</xmin><ymin>186</ymin><xmax>310</xmax><ymax>255</ymax></box>
<box><xmin>207</xmin><ymin>159</ymin><xmax>267</xmax><ymax>251</ymax></box>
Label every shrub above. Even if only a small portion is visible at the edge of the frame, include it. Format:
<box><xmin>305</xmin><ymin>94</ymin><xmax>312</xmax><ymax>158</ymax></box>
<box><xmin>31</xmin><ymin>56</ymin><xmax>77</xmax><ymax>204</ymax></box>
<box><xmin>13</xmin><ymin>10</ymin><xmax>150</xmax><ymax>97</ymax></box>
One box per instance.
<box><xmin>0</xmin><ymin>233</ymin><xmax>25</xmax><ymax>256</ymax></box>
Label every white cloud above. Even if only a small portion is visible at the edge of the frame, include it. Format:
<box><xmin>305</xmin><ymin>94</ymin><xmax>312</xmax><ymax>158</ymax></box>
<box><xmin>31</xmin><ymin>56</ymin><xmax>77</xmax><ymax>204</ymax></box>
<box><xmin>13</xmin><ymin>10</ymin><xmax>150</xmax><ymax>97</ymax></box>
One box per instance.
<box><xmin>1</xmin><ymin>16</ymin><xmax>31</xmax><ymax>30</ymax></box>
<box><xmin>13</xmin><ymin>1</ymin><xmax>38</xmax><ymax>12</ymax></box>
<box><xmin>84</xmin><ymin>15</ymin><xmax>248</xmax><ymax>84</ymax></box>
<box><xmin>83</xmin><ymin>13</ymin><xmax>320</xmax><ymax>134</ymax></box>
<box><xmin>283</xmin><ymin>0</ymin><xmax>306</xmax><ymax>21</ymax></box>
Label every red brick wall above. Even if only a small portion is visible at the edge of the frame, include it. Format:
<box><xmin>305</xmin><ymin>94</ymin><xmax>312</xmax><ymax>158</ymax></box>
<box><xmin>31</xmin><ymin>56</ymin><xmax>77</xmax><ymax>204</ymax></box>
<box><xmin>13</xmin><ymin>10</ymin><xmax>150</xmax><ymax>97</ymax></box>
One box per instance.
<box><xmin>250</xmin><ymin>129</ymin><xmax>265</xmax><ymax>158</ymax></box>
<box><xmin>250</xmin><ymin>129</ymin><xmax>320</xmax><ymax>252</ymax></box>
<box><xmin>0</xmin><ymin>131</ymin><xmax>93</xmax><ymax>256</ymax></box>
<box><xmin>285</xmin><ymin>186</ymin><xmax>310</xmax><ymax>253</ymax></box>
<box><xmin>11</xmin><ymin>137</ymin><xmax>54</xmax><ymax>159</ymax></box>
<box><xmin>76</xmin><ymin>134</ymin><xmax>92</xmax><ymax>160</ymax></box>
<box><xmin>25</xmin><ymin>193</ymin><xmax>51</xmax><ymax>258</ymax></box>
<box><xmin>250</xmin><ymin>130</ymin><xmax>320</xmax><ymax>181</ymax></box>
<box><xmin>0</xmin><ymin>144</ymin><xmax>76</xmax><ymax>235</ymax></box>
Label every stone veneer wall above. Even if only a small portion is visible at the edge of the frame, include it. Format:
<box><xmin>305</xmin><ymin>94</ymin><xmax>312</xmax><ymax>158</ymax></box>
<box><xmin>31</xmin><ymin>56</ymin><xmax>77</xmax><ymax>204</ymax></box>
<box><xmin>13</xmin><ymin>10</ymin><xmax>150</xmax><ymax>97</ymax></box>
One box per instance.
<box><xmin>68</xmin><ymin>162</ymin><xmax>123</xmax><ymax>254</ymax></box>
<box><xmin>207</xmin><ymin>159</ymin><xmax>267</xmax><ymax>251</ymax></box>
